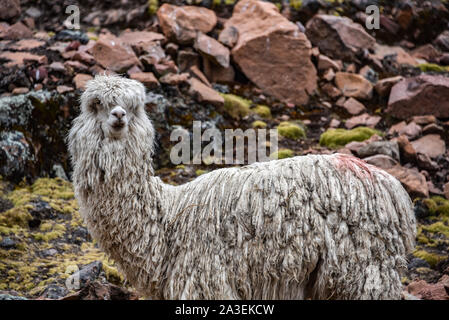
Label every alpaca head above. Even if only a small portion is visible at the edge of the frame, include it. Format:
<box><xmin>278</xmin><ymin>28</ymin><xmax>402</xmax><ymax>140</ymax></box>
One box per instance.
<box><xmin>68</xmin><ymin>75</ymin><xmax>155</xmax><ymax>178</ymax></box>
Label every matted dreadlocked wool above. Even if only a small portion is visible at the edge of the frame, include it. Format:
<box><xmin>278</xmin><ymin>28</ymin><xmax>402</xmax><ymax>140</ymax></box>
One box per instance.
<box><xmin>68</xmin><ymin>75</ymin><xmax>416</xmax><ymax>300</ymax></box>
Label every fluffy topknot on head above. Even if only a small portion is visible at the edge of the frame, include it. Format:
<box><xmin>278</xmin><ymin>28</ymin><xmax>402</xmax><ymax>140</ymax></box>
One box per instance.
<box><xmin>81</xmin><ymin>74</ymin><xmax>146</xmax><ymax>115</ymax></box>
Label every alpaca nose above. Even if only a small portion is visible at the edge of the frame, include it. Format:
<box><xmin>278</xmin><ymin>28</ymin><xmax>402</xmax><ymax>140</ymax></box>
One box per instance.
<box><xmin>111</xmin><ymin>106</ymin><xmax>126</xmax><ymax>120</ymax></box>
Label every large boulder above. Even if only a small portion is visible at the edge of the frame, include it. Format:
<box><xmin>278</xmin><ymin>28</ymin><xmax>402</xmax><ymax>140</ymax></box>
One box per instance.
<box><xmin>387</xmin><ymin>75</ymin><xmax>449</xmax><ymax>119</ymax></box>
<box><xmin>91</xmin><ymin>34</ymin><xmax>141</xmax><ymax>73</ymax></box>
<box><xmin>221</xmin><ymin>0</ymin><xmax>317</xmax><ymax>106</ymax></box>
<box><xmin>305</xmin><ymin>14</ymin><xmax>376</xmax><ymax>61</ymax></box>
<box><xmin>156</xmin><ymin>4</ymin><xmax>217</xmax><ymax>45</ymax></box>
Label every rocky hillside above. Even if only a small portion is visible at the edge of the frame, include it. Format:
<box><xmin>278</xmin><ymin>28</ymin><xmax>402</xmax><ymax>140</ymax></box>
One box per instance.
<box><xmin>1</xmin><ymin>0</ymin><xmax>449</xmax><ymax>300</ymax></box>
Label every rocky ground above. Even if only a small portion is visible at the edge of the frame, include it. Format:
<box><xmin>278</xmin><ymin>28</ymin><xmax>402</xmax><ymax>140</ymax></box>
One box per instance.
<box><xmin>0</xmin><ymin>0</ymin><xmax>449</xmax><ymax>300</ymax></box>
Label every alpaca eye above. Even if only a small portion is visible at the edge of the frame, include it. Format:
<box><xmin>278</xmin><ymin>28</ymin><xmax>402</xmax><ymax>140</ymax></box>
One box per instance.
<box><xmin>89</xmin><ymin>99</ymin><xmax>101</xmax><ymax>113</ymax></box>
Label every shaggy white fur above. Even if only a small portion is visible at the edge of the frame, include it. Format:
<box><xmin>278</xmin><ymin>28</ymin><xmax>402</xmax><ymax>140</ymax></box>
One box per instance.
<box><xmin>68</xmin><ymin>75</ymin><xmax>416</xmax><ymax>300</ymax></box>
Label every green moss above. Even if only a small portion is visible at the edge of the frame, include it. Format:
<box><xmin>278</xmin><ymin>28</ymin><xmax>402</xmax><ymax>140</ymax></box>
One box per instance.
<box><xmin>252</xmin><ymin>105</ymin><xmax>271</xmax><ymax>118</ymax></box>
<box><xmin>422</xmin><ymin>221</ymin><xmax>449</xmax><ymax>238</ymax></box>
<box><xmin>219</xmin><ymin>93</ymin><xmax>252</xmax><ymax>119</ymax></box>
<box><xmin>148</xmin><ymin>0</ymin><xmax>159</xmax><ymax>15</ymax></box>
<box><xmin>418</xmin><ymin>63</ymin><xmax>449</xmax><ymax>73</ymax></box>
<box><xmin>103</xmin><ymin>261</ymin><xmax>124</xmax><ymax>284</ymax></box>
<box><xmin>270</xmin><ymin>149</ymin><xmax>294</xmax><ymax>160</ymax></box>
<box><xmin>290</xmin><ymin>0</ymin><xmax>302</xmax><ymax>10</ymax></box>
<box><xmin>32</xmin><ymin>178</ymin><xmax>74</xmax><ymax>200</ymax></box>
<box><xmin>423</xmin><ymin>196</ymin><xmax>449</xmax><ymax>217</ymax></box>
<box><xmin>277</xmin><ymin>122</ymin><xmax>306</xmax><ymax>140</ymax></box>
<box><xmin>0</xmin><ymin>207</ymin><xmax>32</xmax><ymax>228</ymax></box>
<box><xmin>413</xmin><ymin>249</ymin><xmax>447</xmax><ymax>268</ymax></box>
<box><xmin>319</xmin><ymin>127</ymin><xmax>378</xmax><ymax>149</ymax></box>
<box><xmin>195</xmin><ymin>169</ymin><xmax>208</xmax><ymax>176</ymax></box>
<box><xmin>252</xmin><ymin>120</ymin><xmax>267</xmax><ymax>129</ymax></box>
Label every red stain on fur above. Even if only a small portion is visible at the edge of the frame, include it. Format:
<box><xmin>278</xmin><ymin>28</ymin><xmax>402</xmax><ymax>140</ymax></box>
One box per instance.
<box><xmin>332</xmin><ymin>153</ymin><xmax>379</xmax><ymax>181</ymax></box>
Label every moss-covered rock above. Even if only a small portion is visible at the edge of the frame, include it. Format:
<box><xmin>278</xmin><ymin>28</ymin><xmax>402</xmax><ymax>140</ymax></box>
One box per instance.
<box><xmin>148</xmin><ymin>0</ymin><xmax>158</xmax><ymax>15</ymax></box>
<box><xmin>418</xmin><ymin>63</ymin><xmax>449</xmax><ymax>73</ymax></box>
<box><xmin>219</xmin><ymin>93</ymin><xmax>252</xmax><ymax>119</ymax></box>
<box><xmin>252</xmin><ymin>120</ymin><xmax>267</xmax><ymax>129</ymax></box>
<box><xmin>413</xmin><ymin>249</ymin><xmax>447</xmax><ymax>268</ymax></box>
<box><xmin>270</xmin><ymin>149</ymin><xmax>294</xmax><ymax>160</ymax></box>
<box><xmin>319</xmin><ymin>127</ymin><xmax>378</xmax><ymax>149</ymax></box>
<box><xmin>277</xmin><ymin>122</ymin><xmax>306</xmax><ymax>140</ymax></box>
<box><xmin>0</xmin><ymin>178</ymin><xmax>128</xmax><ymax>298</ymax></box>
<box><xmin>423</xmin><ymin>196</ymin><xmax>449</xmax><ymax>217</ymax></box>
<box><xmin>252</xmin><ymin>105</ymin><xmax>271</xmax><ymax>119</ymax></box>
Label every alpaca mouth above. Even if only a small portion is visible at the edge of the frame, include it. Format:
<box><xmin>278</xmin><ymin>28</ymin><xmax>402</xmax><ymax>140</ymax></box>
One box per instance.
<box><xmin>111</xmin><ymin>121</ymin><xmax>125</xmax><ymax>130</ymax></box>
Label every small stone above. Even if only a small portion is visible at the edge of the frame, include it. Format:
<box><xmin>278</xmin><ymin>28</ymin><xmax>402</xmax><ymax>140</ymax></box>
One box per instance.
<box><xmin>0</xmin><ymin>237</ymin><xmax>15</xmax><ymax>249</ymax></box>
<box><xmin>159</xmin><ymin>73</ymin><xmax>190</xmax><ymax>86</ymax></box>
<box><xmin>73</xmin><ymin>74</ymin><xmax>93</xmax><ymax>90</ymax></box>
<box><xmin>345</xmin><ymin>113</ymin><xmax>381</xmax><ymax>129</ymax></box>
<box><xmin>56</xmin><ymin>85</ymin><xmax>74</xmax><ymax>94</ymax></box>
<box><xmin>188</xmin><ymin>77</ymin><xmax>224</xmax><ymax>107</ymax></box>
<box><xmin>374</xmin><ymin>76</ymin><xmax>404</xmax><ymax>97</ymax></box>
<box><xmin>194</xmin><ymin>32</ymin><xmax>230</xmax><ymax>69</ymax></box>
<box><xmin>318</xmin><ymin>54</ymin><xmax>342</xmax><ymax>71</ymax></box>
<box><xmin>411</xmin><ymin>134</ymin><xmax>446</xmax><ymax>159</ymax></box>
<box><xmin>363</xmin><ymin>154</ymin><xmax>398</xmax><ymax>170</ymax></box>
<box><xmin>335</xmin><ymin>72</ymin><xmax>373</xmax><ymax>100</ymax></box>
<box><xmin>342</xmin><ymin>97</ymin><xmax>365</xmax><ymax>115</ymax></box>
<box><xmin>129</xmin><ymin>72</ymin><xmax>160</xmax><ymax>89</ymax></box>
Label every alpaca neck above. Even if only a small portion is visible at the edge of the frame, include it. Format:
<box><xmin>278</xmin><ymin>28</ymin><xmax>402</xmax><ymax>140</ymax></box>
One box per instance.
<box><xmin>75</xmin><ymin>141</ymin><xmax>168</xmax><ymax>291</ymax></box>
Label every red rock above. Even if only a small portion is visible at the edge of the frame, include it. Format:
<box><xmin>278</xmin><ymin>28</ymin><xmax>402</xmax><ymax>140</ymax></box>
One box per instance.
<box><xmin>342</xmin><ymin>97</ymin><xmax>365</xmax><ymax>115</ymax></box>
<box><xmin>372</xmin><ymin>44</ymin><xmax>418</xmax><ymax>66</ymax></box>
<box><xmin>400</xmin><ymin>122</ymin><xmax>422</xmax><ymax>140</ymax></box>
<box><xmin>129</xmin><ymin>72</ymin><xmax>160</xmax><ymax>89</ymax></box>
<box><xmin>49</xmin><ymin>62</ymin><xmax>66</xmax><ymax>72</ymax></box>
<box><xmin>345</xmin><ymin>113</ymin><xmax>381</xmax><ymax>129</ymax></box>
<box><xmin>321</xmin><ymin>83</ymin><xmax>342</xmax><ymax>100</ymax></box>
<box><xmin>73</xmin><ymin>74</ymin><xmax>93</xmax><ymax>90</ymax></box>
<box><xmin>119</xmin><ymin>31</ymin><xmax>166</xmax><ymax>54</ymax></box>
<box><xmin>65</xmin><ymin>40</ymin><xmax>81</xmax><ymax>52</ymax></box>
<box><xmin>203</xmin><ymin>57</ymin><xmax>235</xmax><ymax>84</ymax></box>
<box><xmin>9</xmin><ymin>39</ymin><xmax>44</xmax><ymax>50</ymax></box>
<box><xmin>64</xmin><ymin>60</ymin><xmax>89</xmax><ymax>72</ymax></box>
<box><xmin>386</xmin><ymin>165</ymin><xmax>429</xmax><ymax>198</ymax></box>
<box><xmin>364</xmin><ymin>154</ymin><xmax>398</xmax><ymax>170</ymax></box>
<box><xmin>188</xmin><ymin>77</ymin><xmax>224</xmax><ymax>107</ymax></box>
<box><xmin>323</xmin><ymin>68</ymin><xmax>335</xmax><ymax>82</ymax></box>
<box><xmin>335</xmin><ymin>72</ymin><xmax>373</xmax><ymax>100</ymax></box>
<box><xmin>387</xmin><ymin>74</ymin><xmax>449</xmax><ymax>119</ymax></box>
<box><xmin>72</xmin><ymin>51</ymin><xmax>96</xmax><ymax>65</ymax></box>
<box><xmin>407</xmin><ymin>275</ymin><xmax>449</xmax><ymax>300</ymax></box>
<box><xmin>305</xmin><ymin>14</ymin><xmax>375</xmax><ymax>61</ymax></box>
<box><xmin>218</xmin><ymin>25</ymin><xmax>238</xmax><ymax>48</ymax></box>
<box><xmin>194</xmin><ymin>32</ymin><xmax>230</xmax><ymax>69</ymax></box>
<box><xmin>1</xmin><ymin>22</ymin><xmax>32</xmax><ymax>40</ymax></box>
<box><xmin>188</xmin><ymin>65</ymin><xmax>211</xmax><ymax>87</ymax></box>
<box><xmin>222</xmin><ymin>0</ymin><xmax>317</xmax><ymax>106</ymax></box>
<box><xmin>374</xmin><ymin>76</ymin><xmax>403</xmax><ymax>97</ymax></box>
<box><xmin>92</xmin><ymin>34</ymin><xmax>141</xmax><ymax>73</ymax></box>
<box><xmin>56</xmin><ymin>85</ymin><xmax>74</xmax><ymax>94</ymax></box>
<box><xmin>0</xmin><ymin>0</ymin><xmax>21</xmax><ymax>20</ymax></box>
<box><xmin>411</xmin><ymin>134</ymin><xmax>446</xmax><ymax>159</ymax></box>
<box><xmin>422</xmin><ymin>123</ymin><xmax>444</xmax><ymax>136</ymax></box>
<box><xmin>318</xmin><ymin>54</ymin><xmax>342</xmax><ymax>71</ymax></box>
<box><xmin>329</xmin><ymin>118</ymin><xmax>340</xmax><ymax>128</ymax></box>
<box><xmin>411</xmin><ymin>44</ymin><xmax>442</xmax><ymax>63</ymax></box>
<box><xmin>153</xmin><ymin>60</ymin><xmax>178</xmax><ymax>77</ymax></box>
<box><xmin>0</xmin><ymin>51</ymin><xmax>47</xmax><ymax>67</ymax></box>
<box><xmin>157</xmin><ymin>4</ymin><xmax>217</xmax><ymax>45</ymax></box>
<box><xmin>412</xmin><ymin>115</ymin><xmax>437</xmax><ymax>126</ymax></box>
<box><xmin>159</xmin><ymin>73</ymin><xmax>190</xmax><ymax>86</ymax></box>
<box><xmin>395</xmin><ymin>135</ymin><xmax>417</xmax><ymax>163</ymax></box>
<box><xmin>177</xmin><ymin>50</ymin><xmax>201</xmax><ymax>73</ymax></box>
<box><xmin>12</xmin><ymin>87</ymin><xmax>29</xmax><ymax>95</ymax></box>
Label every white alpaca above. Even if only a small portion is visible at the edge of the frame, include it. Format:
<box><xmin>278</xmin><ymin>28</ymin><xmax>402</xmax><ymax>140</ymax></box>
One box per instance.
<box><xmin>68</xmin><ymin>75</ymin><xmax>416</xmax><ymax>300</ymax></box>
